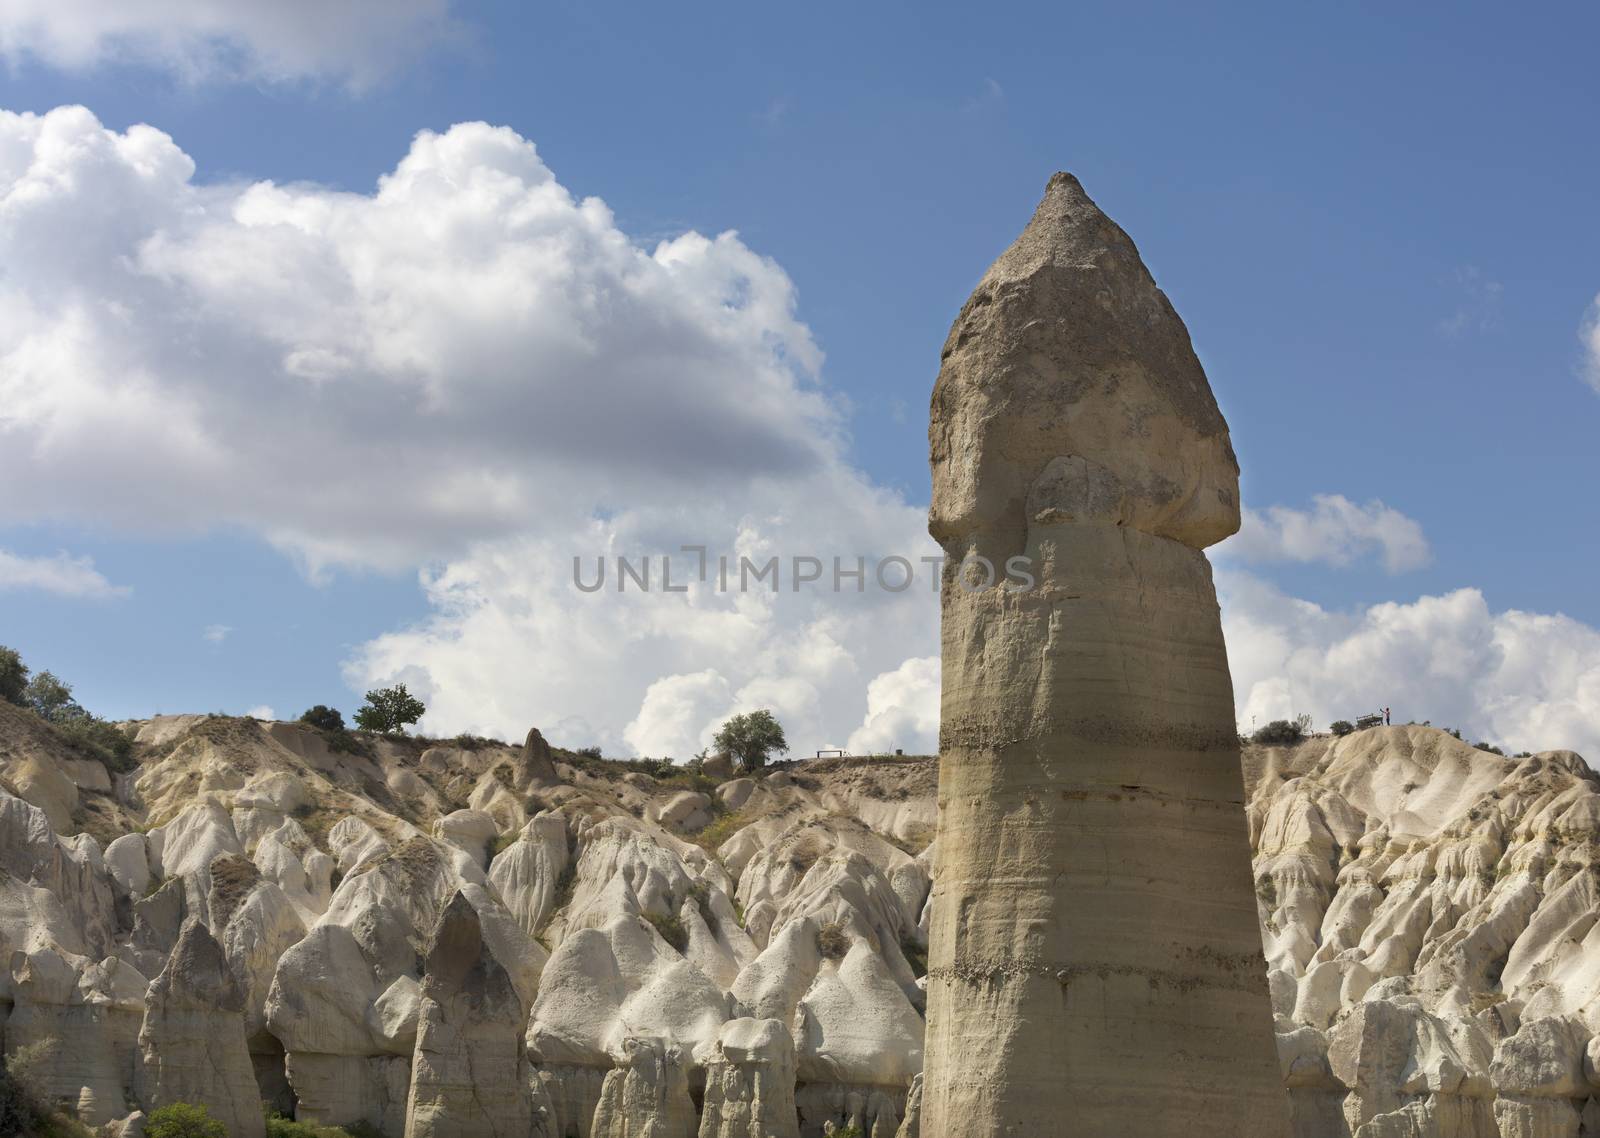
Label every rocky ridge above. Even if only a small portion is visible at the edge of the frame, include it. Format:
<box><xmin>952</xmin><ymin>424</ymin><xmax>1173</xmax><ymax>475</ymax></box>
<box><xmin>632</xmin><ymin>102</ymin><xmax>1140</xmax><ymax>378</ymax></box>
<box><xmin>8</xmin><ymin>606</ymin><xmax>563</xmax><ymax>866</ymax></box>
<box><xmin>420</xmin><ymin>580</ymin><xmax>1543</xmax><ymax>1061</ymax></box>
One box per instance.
<box><xmin>0</xmin><ymin>701</ymin><xmax>933</xmax><ymax>1137</ymax></box>
<box><xmin>7</xmin><ymin>699</ymin><xmax>1600</xmax><ymax>1135</ymax></box>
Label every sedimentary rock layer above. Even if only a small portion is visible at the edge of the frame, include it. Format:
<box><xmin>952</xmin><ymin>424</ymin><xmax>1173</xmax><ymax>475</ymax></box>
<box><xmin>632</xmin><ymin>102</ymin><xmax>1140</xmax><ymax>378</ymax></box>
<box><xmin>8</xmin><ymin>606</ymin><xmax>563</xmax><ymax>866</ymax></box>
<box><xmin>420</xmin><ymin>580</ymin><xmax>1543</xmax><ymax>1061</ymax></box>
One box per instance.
<box><xmin>922</xmin><ymin>172</ymin><xmax>1287</xmax><ymax>1135</ymax></box>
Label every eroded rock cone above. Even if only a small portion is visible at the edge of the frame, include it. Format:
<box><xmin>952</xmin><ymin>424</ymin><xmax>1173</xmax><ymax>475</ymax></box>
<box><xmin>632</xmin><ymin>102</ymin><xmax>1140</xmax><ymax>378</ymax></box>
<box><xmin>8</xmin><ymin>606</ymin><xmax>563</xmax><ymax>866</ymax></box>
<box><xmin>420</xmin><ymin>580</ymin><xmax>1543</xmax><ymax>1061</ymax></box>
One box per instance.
<box><xmin>404</xmin><ymin>891</ymin><xmax>534</xmax><ymax>1138</ymax></box>
<box><xmin>591</xmin><ymin>1036</ymin><xmax>697</xmax><ymax>1138</ymax></box>
<box><xmin>139</xmin><ymin>918</ymin><xmax>266</xmax><ymax>1138</ymax></box>
<box><xmin>921</xmin><ymin>173</ymin><xmax>1288</xmax><ymax>1135</ymax></box>
<box><xmin>697</xmin><ymin>1018</ymin><xmax>800</xmax><ymax>1138</ymax></box>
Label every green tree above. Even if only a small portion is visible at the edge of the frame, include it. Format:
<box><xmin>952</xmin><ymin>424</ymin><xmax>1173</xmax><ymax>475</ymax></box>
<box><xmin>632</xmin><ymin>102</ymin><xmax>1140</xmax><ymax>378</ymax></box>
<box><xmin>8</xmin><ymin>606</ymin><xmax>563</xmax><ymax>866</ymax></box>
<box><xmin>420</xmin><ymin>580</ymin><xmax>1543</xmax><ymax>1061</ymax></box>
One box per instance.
<box><xmin>25</xmin><ymin>670</ymin><xmax>80</xmax><ymax>723</ymax></box>
<box><xmin>1252</xmin><ymin>719</ymin><xmax>1305</xmax><ymax>747</ymax></box>
<box><xmin>712</xmin><ymin>709</ymin><xmax>789</xmax><ymax>773</ymax></box>
<box><xmin>1330</xmin><ymin>720</ymin><xmax>1355</xmax><ymax>737</ymax></box>
<box><xmin>353</xmin><ymin>684</ymin><xmax>426</xmax><ymax>735</ymax></box>
<box><xmin>146</xmin><ymin>1102</ymin><xmax>228</xmax><ymax>1138</ymax></box>
<box><xmin>0</xmin><ymin>645</ymin><xmax>28</xmax><ymax>706</ymax></box>
<box><xmin>299</xmin><ymin>705</ymin><xmax>346</xmax><ymax>732</ymax></box>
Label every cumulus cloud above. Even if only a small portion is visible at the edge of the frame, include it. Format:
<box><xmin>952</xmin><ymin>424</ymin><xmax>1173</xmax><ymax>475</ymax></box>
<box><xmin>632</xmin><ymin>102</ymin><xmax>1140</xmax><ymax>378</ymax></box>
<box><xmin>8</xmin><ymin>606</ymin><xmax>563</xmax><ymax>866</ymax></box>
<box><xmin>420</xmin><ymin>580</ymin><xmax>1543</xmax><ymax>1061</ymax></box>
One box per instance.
<box><xmin>0</xmin><ymin>0</ymin><xmax>457</xmax><ymax>87</ymax></box>
<box><xmin>1220</xmin><ymin>494</ymin><xmax>1431</xmax><ymax>573</ymax></box>
<box><xmin>346</xmin><ymin>492</ymin><xmax>943</xmax><ymax>757</ymax></box>
<box><xmin>1222</xmin><ymin>571</ymin><xmax>1600</xmax><ymax>759</ymax></box>
<box><xmin>0</xmin><ymin>102</ymin><xmax>949</xmax><ymax>759</ymax></box>
<box><xmin>201</xmin><ymin>624</ymin><xmax>232</xmax><ymax>644</ymax></box>
<box><xmin>0</xmin><ymin>105</ymin><xmax>837</xmax><ymax>575</ymax></box>
<box><xmin>0</xmin><ymin>548</ymin><xmax>127</xmax><ymax>598</ymax></box>
<box><xmin>245</xmin><ymin>704</ymin><xmax>276</xmax><ymax>721</ymax></box>
<box><xmin>847</xmin><ymin>656</ymin><xmax>940</xmax><ymax>756</ymax></box>
<box><xmin>11</xmin><ymin>103</ymin><xmax>1594</xmax><ymax>767</ymax></box>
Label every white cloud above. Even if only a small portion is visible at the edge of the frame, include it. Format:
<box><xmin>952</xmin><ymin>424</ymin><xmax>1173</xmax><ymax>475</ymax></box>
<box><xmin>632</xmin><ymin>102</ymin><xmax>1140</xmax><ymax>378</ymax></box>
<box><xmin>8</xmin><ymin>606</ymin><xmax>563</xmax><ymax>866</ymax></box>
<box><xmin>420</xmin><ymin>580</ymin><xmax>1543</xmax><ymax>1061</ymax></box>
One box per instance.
<box><xmin>0</xmin><ymin>105</ymin><xmax>837</xmax><ymax>576</ymax></box>
<box><xmin>1219</xmin><ymin>494</ymin><xmax>1431</xmax><ymax>573</ymax></box>
<box><xmin>0</xmin><ymin>547</ymin><xmax>127</xmax><ymax>598</ymax></box>
<box><xmin>346</xmin><ymin>495</ymin><xmax>943</xmax><ymax>758</ymax></box>
<box><xmin>13</xmin><ymin>103</ymin><xmax>1592</xmax><ymax>769</ymax></box>
<box><xmin>0</xmin><ymin>0</ymin><xmax>457</xmax><ymax>87</ymax></box>
<box><xmin>1582</xmin><ymin>297</ymin><xmax>1600</xmax><ymax>395</ymax></box>
<box><xmin>1</xmin><ymin>102</ymin><xmax>948</xmax><ymax>761</ymax></box>
<box><xmin>1221</xmin><ymin>571</ymin><xmax>1600</xmax><ymax>759</ymax></box>
<box><xmin>847</xmin><ymin>656</ymin><xmax>940</xmax><ymax>756</ymax></box>
<box><xmin>202</xmin><ymin>624</ymin><xmax>231</xmax><ymax>644</ymax></box>
<box><xmin>245</xmin><ymin>704</ymin><xmax>276</xmax><ymax>720</ymax></box>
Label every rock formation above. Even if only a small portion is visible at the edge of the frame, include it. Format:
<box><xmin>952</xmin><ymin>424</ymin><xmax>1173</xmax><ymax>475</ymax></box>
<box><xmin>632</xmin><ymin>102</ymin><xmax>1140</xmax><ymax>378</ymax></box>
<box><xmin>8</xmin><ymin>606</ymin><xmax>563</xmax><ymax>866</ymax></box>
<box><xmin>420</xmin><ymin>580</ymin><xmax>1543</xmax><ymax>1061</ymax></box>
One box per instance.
<box><xmin>591</xmin><ymin>1036</ymin><xmax>697</xmax><ymax>1138</ymax></box>
<box><xmin>139</xmin><ymin>918</ymin><xmax>266</xmax><ymax>1138</ymax></box>
<box><xmin>404</xmin><ymin>891</ymin><xmax>533</xmax><ymax>1138</ymax></box>
<box><xmin>18</xmin><ymin>680</ymin><xmax>1600</xmax><ymax>1136</ymax></box>
<box><xmin>921</xmin><ymin>172</ymin><xmax>1287</xmax><ymax>1134</ymax></box>
<box><xmin>697</xmin><ymin>1018</ymin><xmax>800</xmax><ymax>1138</ymax></box>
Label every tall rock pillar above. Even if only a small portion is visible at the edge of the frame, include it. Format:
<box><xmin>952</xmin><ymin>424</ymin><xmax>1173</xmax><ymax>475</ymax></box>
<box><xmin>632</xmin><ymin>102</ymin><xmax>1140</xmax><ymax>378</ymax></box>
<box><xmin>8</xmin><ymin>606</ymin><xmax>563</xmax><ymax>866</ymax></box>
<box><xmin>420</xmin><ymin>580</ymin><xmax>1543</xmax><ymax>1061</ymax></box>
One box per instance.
<box><xmin>921</xmin><ymin>173</ymin><xmax>1288</xmax><ymax>1135</ymax></box>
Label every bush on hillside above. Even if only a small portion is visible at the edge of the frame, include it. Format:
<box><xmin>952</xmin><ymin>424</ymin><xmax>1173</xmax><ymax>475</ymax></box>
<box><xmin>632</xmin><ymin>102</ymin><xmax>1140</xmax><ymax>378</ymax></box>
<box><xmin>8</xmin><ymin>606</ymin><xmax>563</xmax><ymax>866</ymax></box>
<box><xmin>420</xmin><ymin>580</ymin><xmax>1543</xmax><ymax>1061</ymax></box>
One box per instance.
<box><xmin>264</xmin><ymin>1108</ymin><xmax>368</xmax><ymax>1137</ymax></box>
<box><xmin>1329</xmin><ymin>720</ymin><xmax>1355</xmax><ymax>737</ymax></box>
<box><xmin>299</xmin><ymin>705</ymin><xmax>346</xmax><ymax>732</ymax></box>
<box><xmin>1252</xmin><ymin>719</ymin><xmax>1305</xmax><ymax>747</ymax></box>
<box><xmin>1475</xmin><ymin>741</ymin><xmax>1505</xmax><ymax>756</ymax></box>
<box><xmin>147</xmin><ymin>1102</ymin><xmax>228</xmax><ymax>1138</ymax></box>
<box><xmin>816</xmin><ymin>920</ymin><xmax>850</xmax><ymax>960</ymax></box>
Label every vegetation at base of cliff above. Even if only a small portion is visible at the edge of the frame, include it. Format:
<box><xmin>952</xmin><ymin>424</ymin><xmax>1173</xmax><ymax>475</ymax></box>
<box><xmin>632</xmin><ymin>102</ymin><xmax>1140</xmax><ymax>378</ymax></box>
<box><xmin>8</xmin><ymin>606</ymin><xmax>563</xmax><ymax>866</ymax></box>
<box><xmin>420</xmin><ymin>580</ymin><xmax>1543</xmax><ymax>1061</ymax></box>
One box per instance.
<box><xmin>264</xmin><ymin>1106</ymin><xmax>381</xmax><ymax>1137</ymax></box>
<box><xmin>148</xmin><ymin>1102</ymin><xmax>228</xmax><ymax>1138</ymax></box>
<box><xmin>0</xmin><ymin>1039</ymin><xmax>93</xmax><ymax>1138</ymax></box>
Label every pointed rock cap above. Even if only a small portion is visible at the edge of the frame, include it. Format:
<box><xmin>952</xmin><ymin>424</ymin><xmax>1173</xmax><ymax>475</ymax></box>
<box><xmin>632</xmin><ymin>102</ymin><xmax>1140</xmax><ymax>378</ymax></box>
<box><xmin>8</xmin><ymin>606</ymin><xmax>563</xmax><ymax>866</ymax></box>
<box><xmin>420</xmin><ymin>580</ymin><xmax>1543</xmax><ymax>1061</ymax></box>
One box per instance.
<box><xmin>929</xmin><ymin>172</ymin><xmax>1240</xmax><ymax>557</ymax></box>
<box><xmin>151</xmin><ymin>918</ymin><xmax>245</xmax><ymax>1013</ymax></box>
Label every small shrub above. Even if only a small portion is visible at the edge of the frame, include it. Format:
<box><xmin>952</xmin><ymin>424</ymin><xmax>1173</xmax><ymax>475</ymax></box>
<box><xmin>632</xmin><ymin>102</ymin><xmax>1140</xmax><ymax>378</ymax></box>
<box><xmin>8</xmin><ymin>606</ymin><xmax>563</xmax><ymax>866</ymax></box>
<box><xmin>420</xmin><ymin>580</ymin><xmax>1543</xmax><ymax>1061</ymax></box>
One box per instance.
<box><xmin>831</xmin><ymin>1127</ymin><xmax>865</xmax><ymax>1138</ymax></box>
<box><xmin>264</xmin><ymin>1108</ymin><xmax>365</xmax><ymax>1137</ymax></box>
<box><xmin>816</xmin><ymin>920</ymin><xmax>850</xmax><ymax>960</ymax></box>
<box><xmin>59</xmin><ymin>714</ymin><xmax>137</xmax><ymax>771</ymax></box>
<box><xmin>693</xmin><ymin>810</ymin><xmax>749</xmax><ymax>853</ymax></box>
<box><xmin>147</xmin><ymin>1101</ymin><xmax>229</xmax><ymax>1138</ymax></box>
<box><xmin>1475</xmin><ymin>741</ymin><xmax>1505</xmax><ymax>756</ymax></box>
<box><xmin>1252</xmin><ymin>719</ymin><xmax>1305</xmax><ymax>747</ymax></box>
<box><xmin>490</xmin><ymin>831</ymin><xmax>518</xmax><ymax>858</ymax></box>
<box><xmin>1329</xmin><ymin>720</ymin><xmax>1355</xmax><ymax>737</ymax></box>
<box><xmin>452</xmin><ymin>733</ymin><xmax>505</xmax><ymax>750</ymax></box>
<box><xmin>575</xmin><ymin>745</ymin><xmax>603</xmax><ymax>760</ymax></box>
<box><xmin>643</xmin><ymin>910</ymin><xmax>688</xmax><ymax>952</ymax></box>
<box><xmin>299</xmin><ymin>705</ymin><xmax>346</xmax><ymax>731</ymax></box>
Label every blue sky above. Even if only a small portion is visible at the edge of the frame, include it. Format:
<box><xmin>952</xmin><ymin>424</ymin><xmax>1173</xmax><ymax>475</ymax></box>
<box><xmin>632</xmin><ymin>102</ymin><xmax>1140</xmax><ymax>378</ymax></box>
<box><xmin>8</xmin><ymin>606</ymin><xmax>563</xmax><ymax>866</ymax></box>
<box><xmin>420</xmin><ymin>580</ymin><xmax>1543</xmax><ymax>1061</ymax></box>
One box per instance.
<box><xmin>2</xmin><ymin>1</ymin><xmax>1598</xmax><ymax>757</ymax></box>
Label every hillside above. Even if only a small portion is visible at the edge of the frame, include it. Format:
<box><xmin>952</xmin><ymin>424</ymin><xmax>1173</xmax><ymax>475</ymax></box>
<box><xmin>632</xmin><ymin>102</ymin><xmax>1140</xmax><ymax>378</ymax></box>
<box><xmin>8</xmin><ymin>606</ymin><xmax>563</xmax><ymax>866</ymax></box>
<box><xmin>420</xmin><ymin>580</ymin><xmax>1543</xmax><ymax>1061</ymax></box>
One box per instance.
<box><xmin>6</xmin><ymin>706</ymin><xmax>1600</xmax><ymax>1135</ymax></box>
